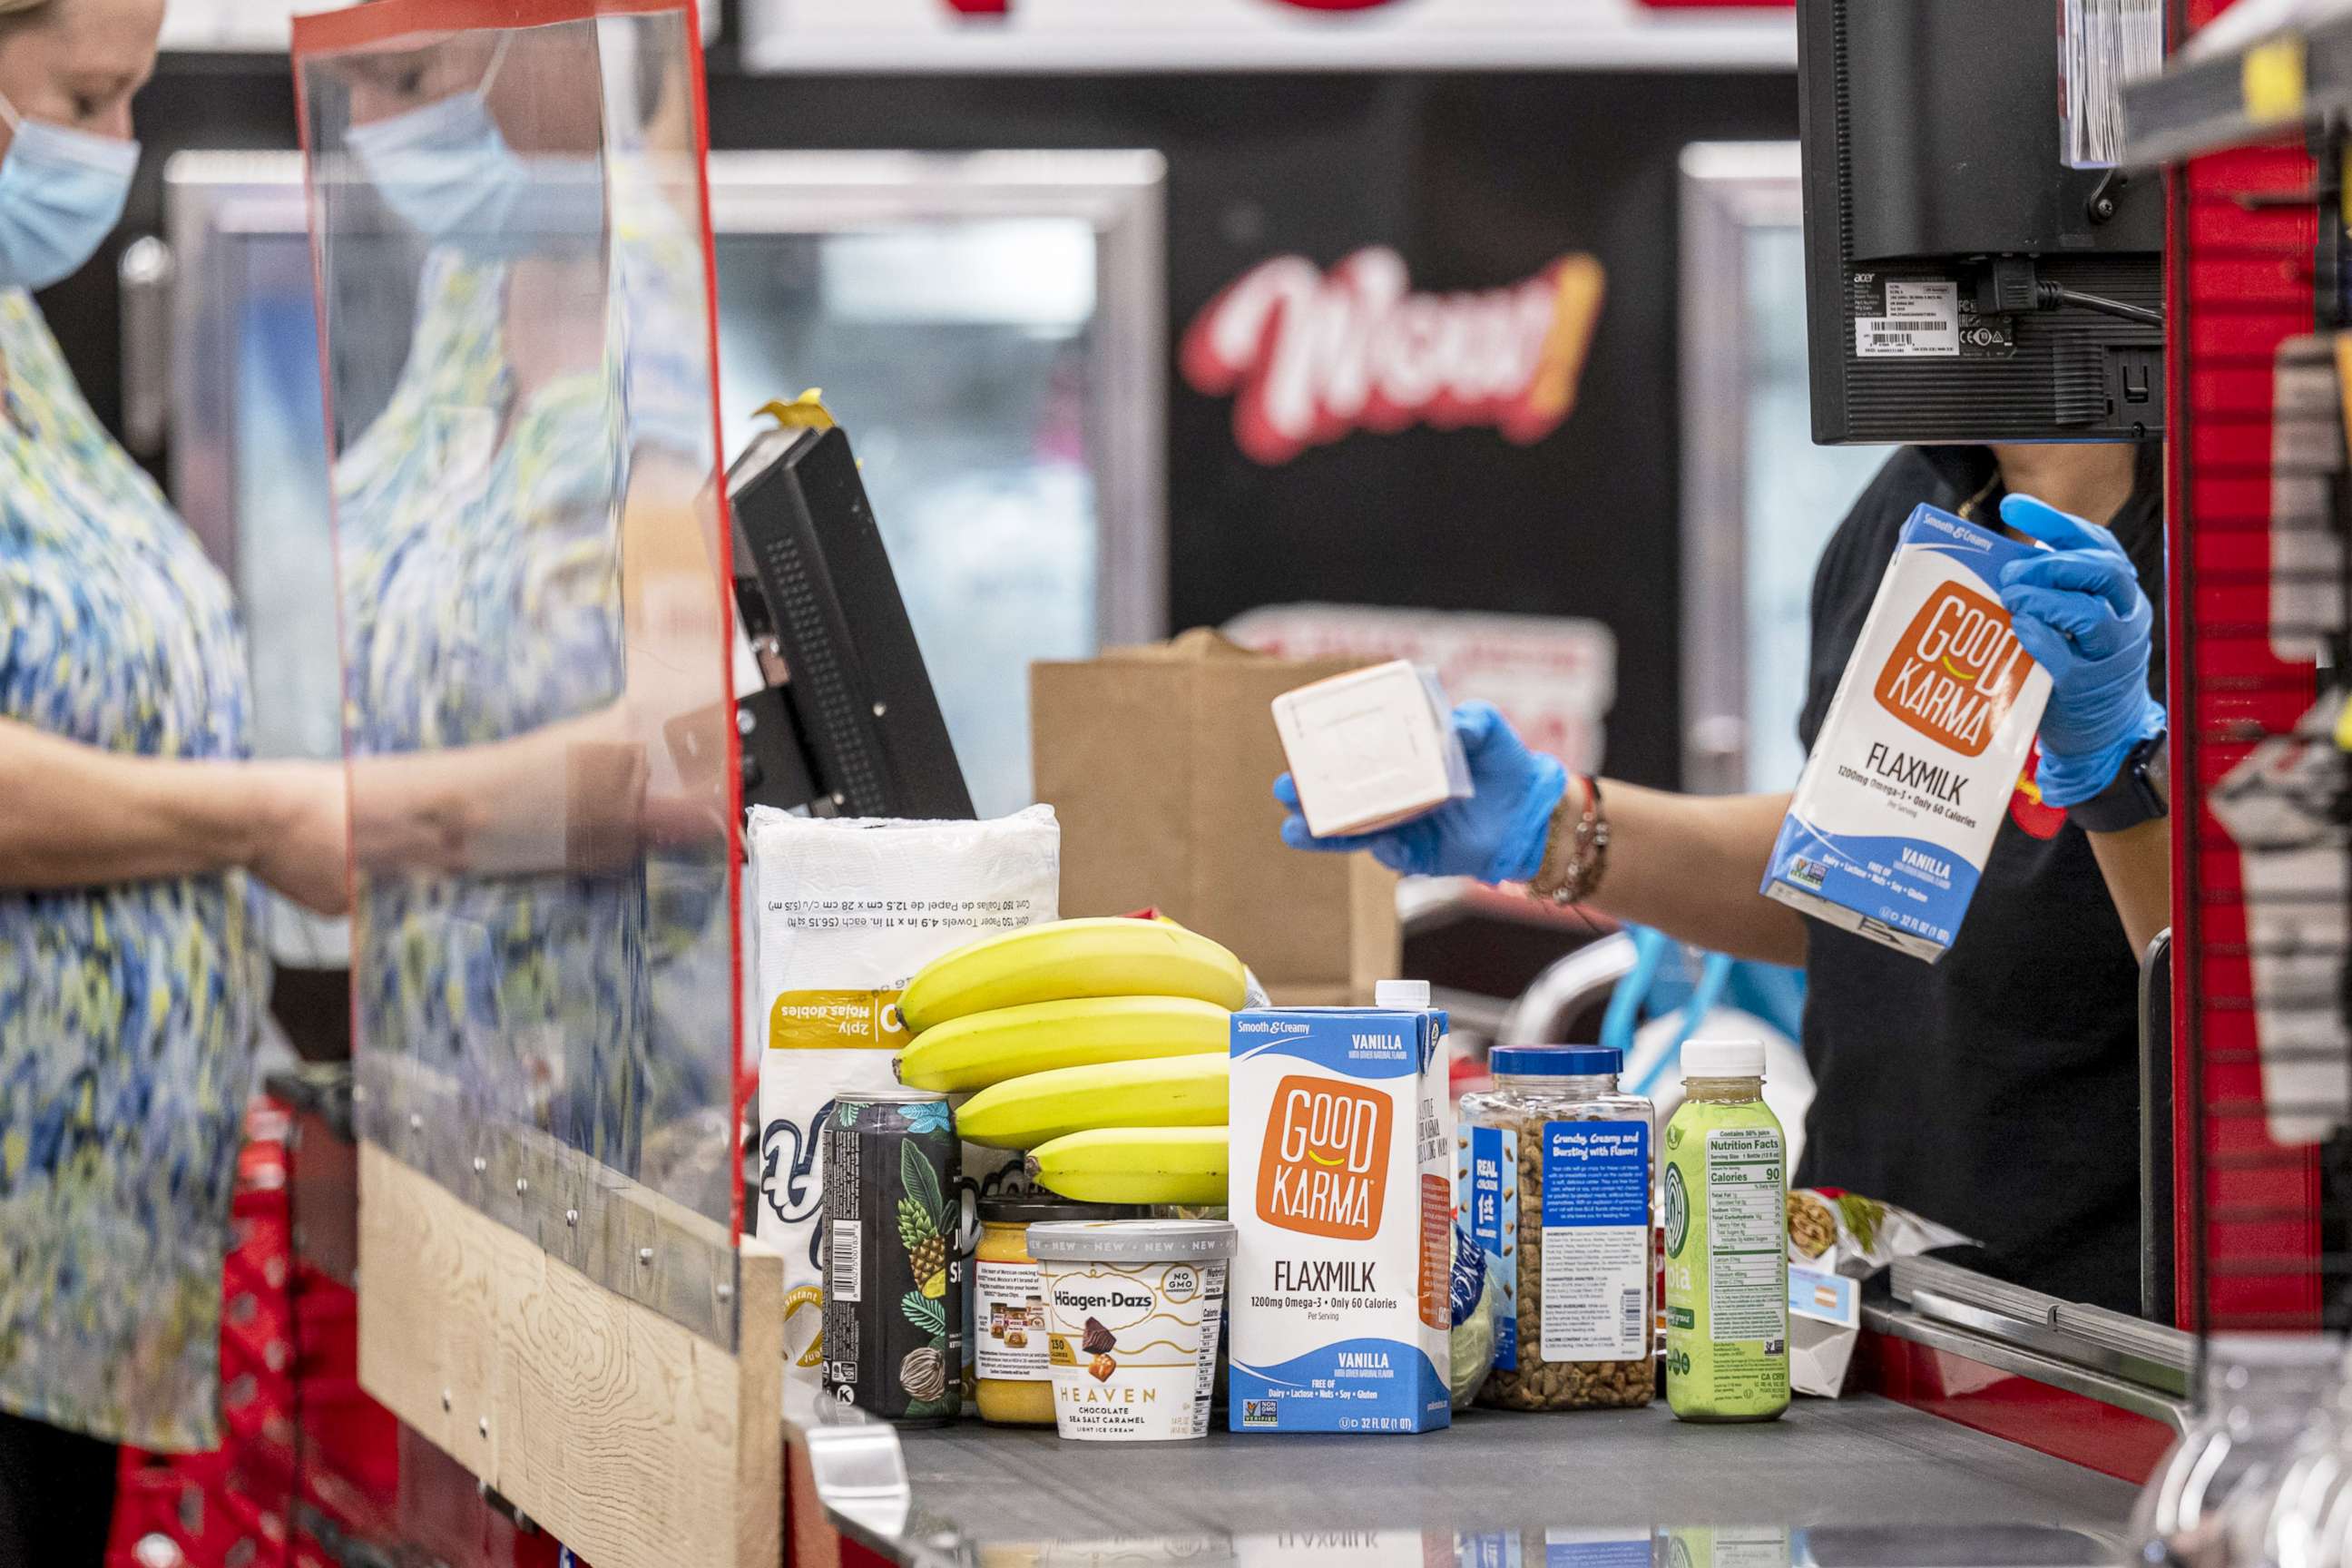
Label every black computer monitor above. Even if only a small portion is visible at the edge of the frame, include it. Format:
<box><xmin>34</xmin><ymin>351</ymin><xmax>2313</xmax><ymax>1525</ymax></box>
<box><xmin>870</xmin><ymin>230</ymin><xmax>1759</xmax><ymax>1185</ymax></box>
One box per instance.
<box><xmin>727</xmin><ymin>421</ymin><xmax>976</xmax><ymax>821</ymax></box>
<box><xmin>1798</xmin><ymin>0</ymin><xmax>2167</xmax><ymax>445</ymax></box>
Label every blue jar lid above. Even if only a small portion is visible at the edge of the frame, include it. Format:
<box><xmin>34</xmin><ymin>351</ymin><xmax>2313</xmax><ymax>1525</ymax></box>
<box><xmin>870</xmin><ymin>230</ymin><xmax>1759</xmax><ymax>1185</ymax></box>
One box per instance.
<box><xmin>1489</xmin><ymin>1045</ymin><xmax>1622</xmax><ymax>1078</ymax></box>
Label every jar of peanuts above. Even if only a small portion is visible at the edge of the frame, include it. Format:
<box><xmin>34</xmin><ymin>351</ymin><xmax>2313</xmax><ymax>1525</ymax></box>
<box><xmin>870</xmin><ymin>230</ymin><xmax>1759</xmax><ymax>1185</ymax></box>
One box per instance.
<box><xmin>1457</xmin><ymin>1046</ymin><xmax>1655</xmax><ymax>1411</ymax></box>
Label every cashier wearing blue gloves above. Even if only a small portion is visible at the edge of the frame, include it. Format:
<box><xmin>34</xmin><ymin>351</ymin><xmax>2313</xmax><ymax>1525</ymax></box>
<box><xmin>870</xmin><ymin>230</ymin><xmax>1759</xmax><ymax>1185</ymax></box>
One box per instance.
<box><xmin>1279</xmin><ymin>442</ymin><xmax>2168</xmax><ymax>1309</ymax></box>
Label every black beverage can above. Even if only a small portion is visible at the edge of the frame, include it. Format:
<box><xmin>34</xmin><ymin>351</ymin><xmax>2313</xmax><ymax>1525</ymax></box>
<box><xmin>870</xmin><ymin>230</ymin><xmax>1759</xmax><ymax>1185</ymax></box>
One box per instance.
<box><xmin>821</xmin><ymin>1088</ymin><xmax>963</xmax><ymax>1424</ymax></box>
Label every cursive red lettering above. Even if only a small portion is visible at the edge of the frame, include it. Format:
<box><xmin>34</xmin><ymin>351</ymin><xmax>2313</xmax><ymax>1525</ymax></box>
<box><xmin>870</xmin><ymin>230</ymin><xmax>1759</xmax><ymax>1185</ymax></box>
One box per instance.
<box><xmin>1181</xmin><ymin>246</ymin><xmax>1606</xmax><ymax>465</ymax></box>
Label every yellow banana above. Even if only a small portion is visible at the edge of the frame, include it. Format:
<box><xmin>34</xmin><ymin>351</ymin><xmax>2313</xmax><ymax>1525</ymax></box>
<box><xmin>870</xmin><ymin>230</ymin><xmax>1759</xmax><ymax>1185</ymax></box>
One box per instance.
<box><xmin>897</xmin><ymin>995</ymin><xmax>1228</xmax><ymax>1094</ymax></box>
<box><xmin>898</xmin><ymin>918</ymin><xmax>1247</xmax><ymax>1033</ymax></box>
<box><xmin>1026</xmin><ymin>1127</ymin><xmax>1230</xmax><ymax>1207</ymax></box>
<box><xmin>956</xmin><ymin>1054</ymin><xmax>1230</xmax><ymax>1151</ymax></box>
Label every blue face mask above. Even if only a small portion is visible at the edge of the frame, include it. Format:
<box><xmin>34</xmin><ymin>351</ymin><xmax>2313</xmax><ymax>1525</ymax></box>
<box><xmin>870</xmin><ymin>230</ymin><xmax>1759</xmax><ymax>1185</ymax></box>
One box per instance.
<box><xmin>347</xmin><ymin>74</ymin><xmax>603</xmax><ymax>260</ymax></box>
<box><xmin>0</xmin><ymin>93</ymin><xmax>138</xmax><ymax>291</ymax></box>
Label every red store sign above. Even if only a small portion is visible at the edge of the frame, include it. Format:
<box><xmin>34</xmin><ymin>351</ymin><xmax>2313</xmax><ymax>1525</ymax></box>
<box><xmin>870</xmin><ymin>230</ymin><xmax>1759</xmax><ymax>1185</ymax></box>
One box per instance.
<box><xmin>743</xmin><ymin>1</ymin><xmax>1796</xmax><ymax>73</ymax></box>
<box><xmin>1181</xmin><ymin>246</ymin><xmax>1606</xmax><ymax>466</ymax></box>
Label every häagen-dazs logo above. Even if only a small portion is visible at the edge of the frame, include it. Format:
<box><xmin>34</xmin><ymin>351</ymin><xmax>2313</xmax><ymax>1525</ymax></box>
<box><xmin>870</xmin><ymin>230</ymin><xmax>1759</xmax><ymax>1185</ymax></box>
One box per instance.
<box><xmin>1181</xmin><ymin>247</ymin><xmax>1605</xmax><ymax>465</ymax></box>
<box><xmin>1871</xmin><ymin>581</ymin><xmax>2033</xmax><ymax>759</ymax></box>
<box><xmin>1255</xmin><ymin>1074</ymin><xmax>1391</xmax><ymax>1240</ymax></box>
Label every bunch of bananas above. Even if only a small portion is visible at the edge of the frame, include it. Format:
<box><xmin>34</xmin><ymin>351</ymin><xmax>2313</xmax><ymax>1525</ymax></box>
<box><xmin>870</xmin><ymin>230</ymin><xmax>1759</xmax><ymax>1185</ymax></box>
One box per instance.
<box><xmin>896</xmin><ymin>917</ymin><xmax>1243</xmax><ymax>1206</ymax></box>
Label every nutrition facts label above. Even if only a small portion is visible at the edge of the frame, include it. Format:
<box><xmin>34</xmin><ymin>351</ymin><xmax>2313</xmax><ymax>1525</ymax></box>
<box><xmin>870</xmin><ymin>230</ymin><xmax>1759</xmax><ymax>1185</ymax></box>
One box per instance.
<box><xmin>1704</xmin><ymin>1128</ymin><xmax>1786</xmax><ymax>1344</ymax></box>
<box><xmin>1539</xmin><ymin>1120</ymin><xmax>1651</xmax><ymax>1362</ymax></box>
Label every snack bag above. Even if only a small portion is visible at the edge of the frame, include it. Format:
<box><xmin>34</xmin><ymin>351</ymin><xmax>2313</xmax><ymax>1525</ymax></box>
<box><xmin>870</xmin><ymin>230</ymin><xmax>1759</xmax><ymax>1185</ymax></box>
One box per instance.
<box><xmin>1784</xmin><ymin>1187</ymin><xmax>1969</xmax><ymax>1399</ymax></box>
<box><xmin>1785</xmin><ymin>1187</ymin><xmax>1971</xmax><ymax>1277</ymax></box>
<box><xmin>1448</xmin><ymin>1220</ymin><xmax>1501</xmax><ymax>1411</ymax></box>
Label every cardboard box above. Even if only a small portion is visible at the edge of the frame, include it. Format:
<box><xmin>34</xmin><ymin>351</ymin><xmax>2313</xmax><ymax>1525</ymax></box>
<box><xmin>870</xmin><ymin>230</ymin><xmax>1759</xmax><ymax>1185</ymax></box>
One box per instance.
<box><xmin>1273</xmin><ymin>660</ymin><xmax>1472</xmax><ymax>838</ymax></box>
<box><xmin>1761</xmin><ymin>505</ymin><xmax>2053</xmax><ymax>962</ymax></box>
<box><xmin>1227</xmin><ymin>1002</ymin><xmax>1453</xmax><ymax>1434</ymax></box>
<box><xmin>1032</xmin><ymin>630</ymin><xmax>1399</xmax><ymax>1004</ymax></box>
<box><xmin>1788</xmin><ymin>1266</ymin><xmax>1861</xmax><ymax>1397</ymax></box>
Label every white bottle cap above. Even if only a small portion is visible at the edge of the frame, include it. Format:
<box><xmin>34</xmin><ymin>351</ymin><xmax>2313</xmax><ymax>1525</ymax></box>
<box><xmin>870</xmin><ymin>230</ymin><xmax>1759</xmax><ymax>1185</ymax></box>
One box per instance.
<box><xmin>1681</xmin><ymin>1038</ymin><xmax>1766</xmax><ymax>1080</ymax></box>
<box><xmin>1375</xmin><ymin>979</ymin><xmax>1432</xmax><ymax>1010</ymax></box>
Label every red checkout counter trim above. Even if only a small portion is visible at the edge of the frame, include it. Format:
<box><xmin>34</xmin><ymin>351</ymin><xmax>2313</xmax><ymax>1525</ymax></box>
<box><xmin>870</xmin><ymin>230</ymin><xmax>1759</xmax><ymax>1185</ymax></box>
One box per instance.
<box><xmin>1856</xmin><ymin>1337</ymin><xmax>2177</xmax><ymax>1485</ymax></box>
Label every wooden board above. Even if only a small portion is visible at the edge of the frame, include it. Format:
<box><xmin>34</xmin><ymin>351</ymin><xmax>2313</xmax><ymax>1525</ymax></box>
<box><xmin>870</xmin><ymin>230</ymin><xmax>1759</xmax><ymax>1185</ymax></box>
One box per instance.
<box><xmin>358</xmin><ymin>1142</ymin><xmax>782</xmax><ymax>1568</ymax></box>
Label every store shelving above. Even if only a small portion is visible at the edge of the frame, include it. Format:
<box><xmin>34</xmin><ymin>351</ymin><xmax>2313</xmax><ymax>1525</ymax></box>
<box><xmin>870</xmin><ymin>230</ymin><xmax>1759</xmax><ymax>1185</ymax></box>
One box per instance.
<box><xmin>2125</xmin><ymin>13</ymin><xmax>2352</xmax><ymax>164</ymax></box>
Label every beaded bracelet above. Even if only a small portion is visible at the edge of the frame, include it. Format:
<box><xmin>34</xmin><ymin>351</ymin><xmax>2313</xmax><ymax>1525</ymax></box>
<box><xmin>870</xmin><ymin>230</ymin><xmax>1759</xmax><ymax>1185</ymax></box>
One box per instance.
<box><xmin>1530</xmin><ymin>775</ymin><xmax>1610</xmax><ymax>907</ymax></box>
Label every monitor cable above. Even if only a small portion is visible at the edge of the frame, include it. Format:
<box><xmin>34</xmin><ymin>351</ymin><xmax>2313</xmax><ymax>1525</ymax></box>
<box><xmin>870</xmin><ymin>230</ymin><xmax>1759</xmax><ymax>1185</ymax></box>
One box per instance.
<box><xmin>2036</xmin><ymin>280</ymin><xmax>2165</xmax><ymax>328</ymax></box>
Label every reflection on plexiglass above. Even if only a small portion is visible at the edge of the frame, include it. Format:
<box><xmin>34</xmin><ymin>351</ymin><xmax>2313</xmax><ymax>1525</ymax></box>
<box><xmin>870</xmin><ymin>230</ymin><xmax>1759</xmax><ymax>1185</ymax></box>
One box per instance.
<box><xmin>1739</xmin><ymin>227</ymin><xmax>1885</xmax><ymax>795</ymax></box>
<box><xmin>235</xmin><ymin>289</ymin><xmax>348</xmax><ymax>965</ymax></box>
<box><xmin>299</xmin><ymin>8</ymin><xmax>738</xmax><ymax>1223</ymax></box>
<box><xmin>965</xmin><ymin>1528</ymin><xmax>1783</xmax><ymax>1565</ymax></box>
<box><xmin>714</xmin><ymin>220</ymin><xmax>1101</xmax><ymax>816</ymax></box>
<box><xmin>965</xmin><ymin>1525</ymin><xmax>2116</xmax><ymax>1565</ymax></box>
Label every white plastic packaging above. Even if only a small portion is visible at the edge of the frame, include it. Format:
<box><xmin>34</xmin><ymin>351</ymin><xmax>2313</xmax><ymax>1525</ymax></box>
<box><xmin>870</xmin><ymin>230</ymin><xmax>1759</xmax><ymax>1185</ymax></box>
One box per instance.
<box><xmin>1273</xmin><ymin>660</ymin><xmax>1473</xmax><ymax>838</ymax></box>
<box><xmin>749</xmin><ymin>804</ymin><xmax>1059</xmax><ymax>1380</ymax></box>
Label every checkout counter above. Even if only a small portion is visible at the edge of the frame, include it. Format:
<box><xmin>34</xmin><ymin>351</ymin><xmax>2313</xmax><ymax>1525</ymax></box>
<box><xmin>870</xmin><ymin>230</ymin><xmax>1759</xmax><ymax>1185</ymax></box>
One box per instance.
<box><xmin>790</xmin><ymin>1397</ymin><xmax>2142</xmax><ymax>1565</ymax></box>
<box><xmin>256</xmin><ymin>1049</ymin><xmax>2171</xmax><ymax>1568</ymax></box>
<box><xmin>201</xmin><ymin>4</ymin><xmax>2284</xmax><ymax>1567</ymax></box>
<box><xmin>258</xmin><ymin>1045</ymin><xmax>2168</xmax><ymax>1566</ymax></box>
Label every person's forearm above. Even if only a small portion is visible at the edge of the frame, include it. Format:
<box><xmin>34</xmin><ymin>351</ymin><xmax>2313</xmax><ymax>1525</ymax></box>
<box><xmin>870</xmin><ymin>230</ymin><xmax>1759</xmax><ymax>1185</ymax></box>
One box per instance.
<box><xmin>1572</xmin><ymin>781</ymin><xmax>1810</xmax><ymax>967</ymax></box>
<box><xmin>0</xmin><ymin>717</ymin><xmax>287</xmax><ymax>889</ymax></box>
<box><xmin>350</xmin><ymin>723</ymin><xmax>605</xmax><ymax>876</ymax></box>
<box><xmin>348</xmin><ymin>705</ymin><xmax>721</xmax><ymax>878</ymax></box>
<box><xmin>2085</xmin><ymin>818</ymin><xmax>2169</xmax><ymax>962</ymax></box>
<box><xmin>2084</xmin><ymin>748</ymin><xmax>2173</xmax><ymax>961</ymax></box>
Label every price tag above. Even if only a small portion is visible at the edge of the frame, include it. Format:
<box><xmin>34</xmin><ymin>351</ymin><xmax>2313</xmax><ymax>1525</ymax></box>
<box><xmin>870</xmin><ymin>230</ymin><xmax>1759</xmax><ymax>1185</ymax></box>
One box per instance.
<box><xmin>2244</xmin><ymin>35</ymin><xmax>2308</xmax><ymax>126</ymax></box>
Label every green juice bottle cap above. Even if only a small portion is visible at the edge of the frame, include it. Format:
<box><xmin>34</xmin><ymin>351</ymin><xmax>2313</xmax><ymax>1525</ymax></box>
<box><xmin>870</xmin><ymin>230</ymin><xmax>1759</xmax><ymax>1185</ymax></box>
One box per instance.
<box><xmin>1681</xmin><ymin>1038</ymin><xmax>1765</xmax><ymax>1079</ymax></box>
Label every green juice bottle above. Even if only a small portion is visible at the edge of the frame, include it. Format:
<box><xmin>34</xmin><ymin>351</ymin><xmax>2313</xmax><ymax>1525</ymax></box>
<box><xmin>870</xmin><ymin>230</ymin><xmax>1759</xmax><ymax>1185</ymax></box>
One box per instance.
<box><xmin>1661</xmin><ymin>1038</ymin><xmax>1788</xmax><ymax>1423</ymax></box>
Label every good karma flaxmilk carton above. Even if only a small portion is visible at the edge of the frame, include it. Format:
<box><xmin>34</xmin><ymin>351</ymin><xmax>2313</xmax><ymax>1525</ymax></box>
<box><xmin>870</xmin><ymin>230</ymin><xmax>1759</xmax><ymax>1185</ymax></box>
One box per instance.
<box><xmin>1228</xmin><ymin>991</ymin><xmax>1452</xmax><ymax>1434</ymax></box>
<box><xmin>1761</xmin><ymin>504</ymin><xmax>2052</xmax><ymax>962</ymax></box>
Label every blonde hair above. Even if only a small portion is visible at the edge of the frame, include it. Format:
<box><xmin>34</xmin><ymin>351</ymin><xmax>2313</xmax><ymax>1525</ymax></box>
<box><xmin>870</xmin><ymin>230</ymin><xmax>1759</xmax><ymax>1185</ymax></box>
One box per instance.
<box><xmin>0</xmin><ymin>0</ymin><xmax>49</xmax><ymax>21</ymax></box>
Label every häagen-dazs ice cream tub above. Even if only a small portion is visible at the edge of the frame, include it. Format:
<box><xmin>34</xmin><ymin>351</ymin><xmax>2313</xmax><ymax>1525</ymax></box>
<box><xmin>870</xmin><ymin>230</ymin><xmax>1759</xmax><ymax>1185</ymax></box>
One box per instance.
<box><xmin>1025</xmin><ymin>1220</ymin><xmax>1235</xmax><ymax>1442</ymax></box>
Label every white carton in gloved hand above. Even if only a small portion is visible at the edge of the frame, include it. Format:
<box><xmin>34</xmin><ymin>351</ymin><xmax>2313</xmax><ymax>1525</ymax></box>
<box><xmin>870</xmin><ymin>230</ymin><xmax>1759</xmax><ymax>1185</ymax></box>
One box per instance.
<box><xmin>1761</xmin><ymin>505</ymin><xmax>2051</xmax><ymax>962</ymax></box>
<box><xmin>1273</xmin><ymin>659</ymin><xmax>1472</xmax><ymax>838</ymax></box>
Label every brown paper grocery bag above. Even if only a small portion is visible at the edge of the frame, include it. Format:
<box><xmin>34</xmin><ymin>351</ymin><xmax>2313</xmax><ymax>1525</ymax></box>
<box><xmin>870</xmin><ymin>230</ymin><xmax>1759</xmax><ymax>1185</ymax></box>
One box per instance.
<box><xmin>1031</xmin><ymin>629</ymin><xmax>1400</xmax><ymax>1004</ymax></box>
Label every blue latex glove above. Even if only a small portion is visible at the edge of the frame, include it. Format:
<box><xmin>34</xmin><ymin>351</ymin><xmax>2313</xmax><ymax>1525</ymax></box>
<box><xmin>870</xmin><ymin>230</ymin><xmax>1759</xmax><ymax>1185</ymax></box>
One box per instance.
<box><xmin>1275</xmin><ymin>701</ymin><xmax>1567</xmax><ymax>883</ymax></box>
<box><xmin>1995</xmin><ymin>492</ymin><xmax>2167</xmax><ymax>809</ymax></box>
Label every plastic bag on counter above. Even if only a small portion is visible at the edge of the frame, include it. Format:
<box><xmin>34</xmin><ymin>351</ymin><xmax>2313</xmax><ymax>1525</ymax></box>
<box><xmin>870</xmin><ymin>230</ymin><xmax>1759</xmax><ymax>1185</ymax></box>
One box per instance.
<box><xmin>1449</xmin><ymin>1220</ymin><xmax>1501</xmax><ymax>1410</ymax></box>
<box><xmin>1785</xmin><ymin>1187</ymin><xmax>1971</xmax><ymax>1399</ymax></box>
<box><xmin>1786</xmin><ymin>1187</ymin><xmax>1970</xmax><ymax>1276</ymax></box>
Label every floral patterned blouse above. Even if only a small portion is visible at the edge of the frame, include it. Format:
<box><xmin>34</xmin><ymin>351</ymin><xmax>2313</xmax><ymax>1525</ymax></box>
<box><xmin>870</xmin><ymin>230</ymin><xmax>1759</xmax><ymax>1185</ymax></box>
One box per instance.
<box><xmin>336</xmin><ymin>244</ymin><xmax>643</xmax><ymax>1164</ymax></box>
<box><xmin>0</xmin><ymin>289</ymin><xmax>262</xmax><ymax>1451</ymax></box>
<box><xmin>337</xmin><ymin>183</ymin><xmax>730</xmax><ymax>1210</ymax></box>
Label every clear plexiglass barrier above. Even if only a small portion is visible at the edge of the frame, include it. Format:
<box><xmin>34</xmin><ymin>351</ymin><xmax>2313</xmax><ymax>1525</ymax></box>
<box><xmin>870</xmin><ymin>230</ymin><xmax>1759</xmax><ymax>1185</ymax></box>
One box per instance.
<box><xmin>294</xmin><ymin>0</ymin><xmax>741</xmax><ymax>1341</ymax></box>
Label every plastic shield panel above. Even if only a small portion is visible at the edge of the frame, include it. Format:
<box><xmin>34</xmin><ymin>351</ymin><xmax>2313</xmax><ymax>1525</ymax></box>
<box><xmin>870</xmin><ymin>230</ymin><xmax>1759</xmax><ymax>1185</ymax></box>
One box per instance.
<box><xmin>293</xmin><ymin>0</ymin><xmax>741</xmax><ymax>1339</ymax></box>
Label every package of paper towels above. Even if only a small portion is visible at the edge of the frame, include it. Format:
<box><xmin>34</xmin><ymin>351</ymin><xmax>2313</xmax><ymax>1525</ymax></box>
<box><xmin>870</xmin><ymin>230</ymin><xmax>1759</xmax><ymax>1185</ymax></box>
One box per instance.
<box><xmin>750</xmin><ymin>804</ymin><xmax>1059</xmax><ymax>1379</ymax></box>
